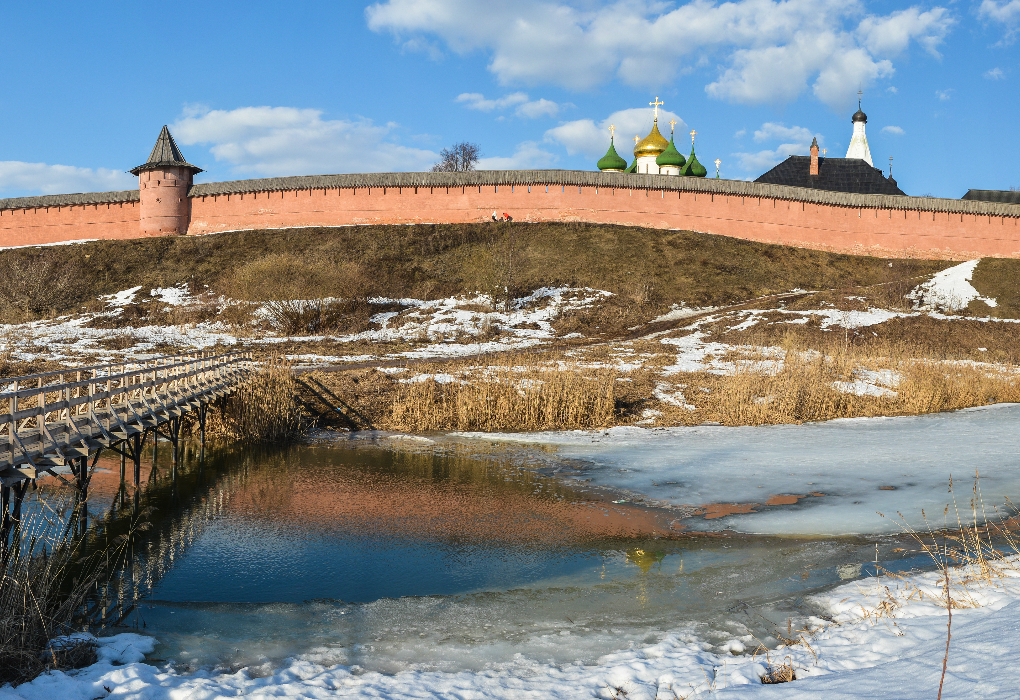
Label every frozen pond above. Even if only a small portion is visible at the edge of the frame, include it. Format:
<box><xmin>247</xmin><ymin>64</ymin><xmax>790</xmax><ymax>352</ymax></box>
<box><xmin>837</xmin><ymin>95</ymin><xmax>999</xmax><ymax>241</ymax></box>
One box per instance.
<box><xmin>50</xmin><ymin>404</ymin><xmax>1017</xmax><ymax>679</ymax></box>
<box><xmin>454</xmin><ymin>403</ymin><xmax>1020</xmax><ymax>536</ymax></box>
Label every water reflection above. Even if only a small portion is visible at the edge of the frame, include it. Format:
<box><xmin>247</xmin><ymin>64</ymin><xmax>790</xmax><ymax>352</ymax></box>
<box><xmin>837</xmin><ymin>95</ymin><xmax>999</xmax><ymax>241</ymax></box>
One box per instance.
<box><xmin>25</xmin><ymin>437</ymin><xmax>941</xmax><ymax>674</ymax></box>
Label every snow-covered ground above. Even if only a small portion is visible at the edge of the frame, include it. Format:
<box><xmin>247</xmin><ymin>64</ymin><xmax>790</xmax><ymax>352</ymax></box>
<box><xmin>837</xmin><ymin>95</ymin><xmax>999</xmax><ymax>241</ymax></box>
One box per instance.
<box><xmin>0</xmin><ymin>286</ymin><xmax>611</xmax><ymax>366</ymax></box>
<box><xmin>908</xmin><ymin>259</ymin><xmax>998</xmax><ymax>312</ymax></box>
<box><xmin>6</xmin><ymin>554</ymin><xmax>1018</xmax><ymax>699</ymax></box>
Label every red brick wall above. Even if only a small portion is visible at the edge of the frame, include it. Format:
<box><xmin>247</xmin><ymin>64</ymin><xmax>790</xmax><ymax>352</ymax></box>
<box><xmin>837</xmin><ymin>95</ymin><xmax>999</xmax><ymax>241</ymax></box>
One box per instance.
<box><xmin>0</xmin><ymin>200</ymin><xmax>140</xmax><ymax>248</ymax></box>
<box><xmin>2</xmin><ymin>182</ymin><xmax>1018</xmax><ymax>261</ymax></box>
<box><xmin>188</xmin><ymin>184</ymin><xmax>1020</xmax><ymax>260</ymax></box>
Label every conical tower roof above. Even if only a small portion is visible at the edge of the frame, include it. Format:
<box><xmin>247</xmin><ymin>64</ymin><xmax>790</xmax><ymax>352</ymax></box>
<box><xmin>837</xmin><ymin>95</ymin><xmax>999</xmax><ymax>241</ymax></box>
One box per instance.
<box><xmin>681</xmin><ymin>145</ymin><xmax>707</xmax><ymax>177</ymax></box>
<box><xmin>597</xmin><ymin>138</ymin><xmax>628</xmax><ymax>171</ymax></box>
<box><xmin>655</xmin><ymin>134</ymin><xmax>686</xmax><ymax>168</ymax></box>
<box><xmin>625</xmin><ymin>157</ymin><xmax>637</xmax><ymax>173</ymax></box>
<box><xmin>129</xmin><ymin>126</ymin><xmax>203</xmax><ymax>175</ymax></box>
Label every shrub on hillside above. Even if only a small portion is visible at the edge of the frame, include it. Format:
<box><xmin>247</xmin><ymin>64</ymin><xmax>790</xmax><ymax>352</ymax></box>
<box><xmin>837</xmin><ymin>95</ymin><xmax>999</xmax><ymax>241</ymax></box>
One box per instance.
<box><xmin>221</xmin><ymin>253</ymin><xmax>374</xmax><ymax>335</ymax></box>
<box><xmin>0</xmin><ymin>252</ymin><xmax>83</xmax><ymax>322</ymax></box>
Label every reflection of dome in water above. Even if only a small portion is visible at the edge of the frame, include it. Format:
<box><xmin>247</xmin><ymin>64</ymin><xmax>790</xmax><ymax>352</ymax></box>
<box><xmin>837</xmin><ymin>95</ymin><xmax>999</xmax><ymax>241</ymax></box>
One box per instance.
<box><xmin>626</xmin><ymin>548</ymin><xmax>666</xmax><ymax>573</ymax></box>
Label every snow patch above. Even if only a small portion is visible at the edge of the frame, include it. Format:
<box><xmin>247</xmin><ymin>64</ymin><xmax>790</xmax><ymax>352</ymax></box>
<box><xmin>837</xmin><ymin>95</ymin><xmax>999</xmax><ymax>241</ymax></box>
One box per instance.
<box><xmin>908</xmin><ymin>260</ymin><xmax>998</xmax><ymax>312</ymax></box>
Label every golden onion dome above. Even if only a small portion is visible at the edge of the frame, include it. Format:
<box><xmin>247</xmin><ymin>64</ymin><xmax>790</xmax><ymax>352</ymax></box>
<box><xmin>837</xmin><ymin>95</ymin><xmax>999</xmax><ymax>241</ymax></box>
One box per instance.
<box><xmin>634</xmin><ymin>119</ymin><xmax>670</xmax><ymax>158</ymax></box>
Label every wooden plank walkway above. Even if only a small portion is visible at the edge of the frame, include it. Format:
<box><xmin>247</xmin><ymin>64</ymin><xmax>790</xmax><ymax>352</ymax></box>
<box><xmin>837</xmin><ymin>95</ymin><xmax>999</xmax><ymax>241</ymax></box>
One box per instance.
<box><xmin>0</xmin><ymin>351</ymin><xmax>251</xmax><ymax>487</ymax></box>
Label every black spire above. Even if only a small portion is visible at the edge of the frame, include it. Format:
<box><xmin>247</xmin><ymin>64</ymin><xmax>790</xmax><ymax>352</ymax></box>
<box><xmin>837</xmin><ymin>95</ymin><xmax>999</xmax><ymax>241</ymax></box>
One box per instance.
<box><xmin>129</xmin><ymin>126</ymin><xmax>203</xmax><ymax>175</ymax></box>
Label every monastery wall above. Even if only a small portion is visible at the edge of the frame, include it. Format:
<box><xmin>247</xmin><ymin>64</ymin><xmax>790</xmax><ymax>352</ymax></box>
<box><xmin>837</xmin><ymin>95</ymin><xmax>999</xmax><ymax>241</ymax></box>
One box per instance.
<box><xmin>0</xmin><ymin>195</ymin><xmax>140</xmax><ymax>248</ymax></box>
<box><xmin>2</xmin><ymin>172</ymin><xmax>1019</xmax><ymax>260</ymax></box>
<box><xmin>187</xmin><ymin>180</ymin><xmax>1020</xmax><ymax>260</ymax></box>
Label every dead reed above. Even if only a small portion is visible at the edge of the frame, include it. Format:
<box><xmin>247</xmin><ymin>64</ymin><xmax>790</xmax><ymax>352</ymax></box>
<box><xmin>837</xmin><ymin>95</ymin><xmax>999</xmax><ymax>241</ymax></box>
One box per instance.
<box><xmin>648</xmin><ymin>337</ymin><xmax>1020</xmax><ymax>427</ymax></box>
<box><xmin>389</xmin><ymin>356</ymin><xmax>616</xmax><ymax>432</ymax></box>
<box><xmin>0</xmin><ymin>495</ymin><xmax>141</xmax><ymax>685</ymax></box>
<box><xmin>211</xmin><ymin>356</ymin><xmax>307</xmax><ymax>442</ymax></box>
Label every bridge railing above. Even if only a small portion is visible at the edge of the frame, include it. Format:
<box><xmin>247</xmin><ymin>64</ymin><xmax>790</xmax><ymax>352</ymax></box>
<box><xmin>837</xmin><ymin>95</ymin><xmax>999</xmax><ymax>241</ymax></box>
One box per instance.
<box><xmin>0</xmin><ymin>351</ymin><xmax>253</xmax><ymax>472</ymax></box>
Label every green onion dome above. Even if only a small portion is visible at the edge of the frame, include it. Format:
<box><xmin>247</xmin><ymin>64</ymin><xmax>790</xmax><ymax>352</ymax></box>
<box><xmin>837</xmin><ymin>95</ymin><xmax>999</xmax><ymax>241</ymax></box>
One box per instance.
<box><xmin>597</xmin><ymin>138</ymin><xmax>628</xmax><ymax>171</ymax></box>
<box><xmin>681</xmin><ymin>146</ymin><xmax>707</xmax><ymax>177</ymax></box>
<box><xmin>655</xmin><ymin>135</ymin><xmax>686</xmax><ymax>168</ymax></box>
<box><xmin>625</xmin><ymin>158</ymin><xmax>637</xmax><ymax>173</ymax></box>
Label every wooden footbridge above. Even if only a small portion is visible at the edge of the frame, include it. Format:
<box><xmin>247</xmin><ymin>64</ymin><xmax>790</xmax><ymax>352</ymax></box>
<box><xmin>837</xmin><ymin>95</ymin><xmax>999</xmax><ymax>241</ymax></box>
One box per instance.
<box><xmin>0</xmin><ymin>351</ymin><xmax>252</xmax><ymax>546</ymax></box>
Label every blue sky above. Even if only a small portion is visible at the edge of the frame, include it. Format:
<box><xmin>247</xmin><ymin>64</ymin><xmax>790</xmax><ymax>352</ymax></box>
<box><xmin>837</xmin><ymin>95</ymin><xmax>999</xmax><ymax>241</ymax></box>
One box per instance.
<box><xmin>0</xmin><ymin>0</ymin><xmax>1016</xmax><ymax>199</ymax></box>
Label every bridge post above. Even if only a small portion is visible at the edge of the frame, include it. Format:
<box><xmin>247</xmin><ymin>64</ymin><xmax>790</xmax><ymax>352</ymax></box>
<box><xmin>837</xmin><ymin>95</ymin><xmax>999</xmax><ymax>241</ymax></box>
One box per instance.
<box><xmin>0</xmin><ymin>485</ymin><xmax>9</xmax><ymax>556</ymax></box>
<box><xmin>2</xmin><ymin>480</ymin><xmax>30</xmax><ymax>553</ymax></box>
<box><xmin>120</xmin><ymin>451</ymin><xmax>127</xmax><ymax>509</ymax></box>
<box><xmin>132</xmin><ymin>433</ymin><xmax>141</xmax><ymax>487</ymax></box>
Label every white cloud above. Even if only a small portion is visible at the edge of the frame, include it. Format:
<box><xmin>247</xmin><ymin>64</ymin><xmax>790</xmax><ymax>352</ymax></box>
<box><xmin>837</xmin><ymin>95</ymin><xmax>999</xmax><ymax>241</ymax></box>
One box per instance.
<box><xmin>456</xmin><ymin>92</ymin><xmax>529</xmax><ymax>111</ymax></box>
<box><xmin>734</xmin><ymin>128</ymin><xmax>746</xmax><ymax>139</ymax></box>
<box><xmin>936</xmin><ymin>89</ymin><xmax>953</xmax><ymax>100</ymax></box>
<box><xmin>979</xmin><ymin>0</ymin><xmax>1020</xmax><ymax>41</ymax></box>
<box><xmin>753</xmin><ymin>122</ymin><xmax>814</xmax><ymax>143</ymax></box>
<box><xmin>516</xmin><ymin>98</ymin><xmax>561</xmax><ymax>119</ymax></box>
<box><xmin>882</xmin><ymin>125</ymin><xmax>905</xmax><ymax>135</ymax></box>
<box><xmin>367</xmin><ymin>0</ymin><xmax>955</xmax><ymax>109</ymax></box>
<box><xmin>172</xmin><ymin>106</ymin><xmax>437</xmax><ymax>175</ymax></box>
<box><xmin>545</xmin><ymin>107</ymin><xmax>687</xmax><ymax>160</ymax></box>
<box><xmin>456</xmin><ymin>92</ymin><xmax>562</xmax><ymax>118</ymax></box>
<box><xmin>985</xmin><ymin>67</ymin><xmax>1006</xmax><ymax>79</ymax></box>
<box><xmin>856</xmin><ymin>7</ymin><xmax>953</xmax><ymax>57</ymax></box>
<box><xmin>734</xmin><ymin>121</ymin><xmax>819</xmax><ymax>173</ymax></box>
<box><xmin>886</xmin><ymin>86</ymin><xmax>898</xmax><ymax>93</ymax></box>
<box><xmin>476</xmin><ymin>141</ymin><xmax>559</xmax><ymax>169</ymax></box>
<box><xmin>979</xmin><ymin>0</ymin><xmax>1020</xmax><ymax>24</ymax></box>
<box><xmin>0</xmin><ymin>162</ymin><xmax>134</xmax><ymax>196</ymax></box>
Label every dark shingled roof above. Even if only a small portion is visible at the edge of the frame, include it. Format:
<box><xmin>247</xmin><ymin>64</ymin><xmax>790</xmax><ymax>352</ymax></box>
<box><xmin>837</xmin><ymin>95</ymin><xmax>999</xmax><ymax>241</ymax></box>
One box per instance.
<box><xmin>3</xmin><ymin>170</ymin><xmax>1019</xmax><ymax>219</ymax></box>
<box><xmin>755</xmin><ymin>156</ymin><xmax>905</xmax><ymax>195</ymax></box>
<box><xmin>0</xmin><ymin>189</ymin><xmax>138</xmax><ymax>211</ymax></box>
<box><xmin>129</xmin><ymin>126</ymin><xmax>203</xmax><ymax>176</ymax></box>
<box><xmin>962</xmin><ymin>189</ymin><xmax>1020</xmax><ymax>205</ymax></box>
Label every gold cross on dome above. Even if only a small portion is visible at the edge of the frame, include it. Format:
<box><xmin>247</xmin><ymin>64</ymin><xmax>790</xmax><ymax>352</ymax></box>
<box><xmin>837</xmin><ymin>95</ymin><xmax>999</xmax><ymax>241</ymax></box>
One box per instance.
<box><xmin>714</xmin><ymin>158</ymin><xmax>721</xmax><ymax>168</ymax></box>
<box><xmin>650</xmin><ymin>96</ymin><xmax>664</xmax><ymax>119</ymax></box>
<box><xmin>669</xmin><ymin>119</ymin><xmax>678</xmax><ymax>134</ymax></box>
<box><xmin>609</xmin><ymin>124</ymin><xmax>616</xmax><ymax>138</ymax></box>
<box><xmin>689</xmin><ymin>129</ymin><xmax>697</xmax><ymax>144</ymax></box>
<box><xmin>634</xmin><ymin>135</ymin><xmax>640</xmax><ymax>144</ymax></box>
<box><xmin>822</xmin><ymin>148</ymin><xmax>827</xmax><ymax>156</ymax></box>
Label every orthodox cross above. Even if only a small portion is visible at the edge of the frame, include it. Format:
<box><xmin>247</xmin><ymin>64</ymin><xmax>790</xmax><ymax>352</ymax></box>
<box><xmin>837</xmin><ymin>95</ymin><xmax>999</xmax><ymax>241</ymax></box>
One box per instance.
<box><xmin>609</xmin><ymin>124</ymin><xmax>616</xmax><ymax>139</ymax></box>
<box><xmin>668</xmin><ymin>119</ymin><xmax>678</xmax><ymax>135</ymax></box>
<box><xmin>689</xmin><ymin>129</ymin><xmax>697</xmax><ymax>144</ymax></box>
<box><xmin>634</xmin><ymin>135</ymin><xmax>640</xmax><ymax>144</ymax></box>
<box><xmin>889</xmin><ymin>155</ymin><xmax>894</xmax><ymax>178</ymax></box>
<box><xmin>714</xmin><ymin>158</ymin><xmax>721</xmax><ymax>176</ymax></box>
<box><xmin>822</xmin><ymin>148</ymin><xmax>827</xmax><ymax>157</ymax></box>
<box><xmin>857</xmin><ymin>88</ymin><xmax>863</xmax><ymax>108</ymax></box>
<box><xmin>650</xmin><ymin>96</ymin><xmax>664</xmax><ymax>119</ymax></box>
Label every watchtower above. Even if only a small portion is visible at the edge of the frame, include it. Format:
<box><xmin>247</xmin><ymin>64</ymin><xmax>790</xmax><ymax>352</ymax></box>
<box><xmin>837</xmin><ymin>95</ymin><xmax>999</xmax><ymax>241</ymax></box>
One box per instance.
<box><xmin>130</xmin><ymin>126</ymin><xmax>203</xmax><ymax>235</ymax></box>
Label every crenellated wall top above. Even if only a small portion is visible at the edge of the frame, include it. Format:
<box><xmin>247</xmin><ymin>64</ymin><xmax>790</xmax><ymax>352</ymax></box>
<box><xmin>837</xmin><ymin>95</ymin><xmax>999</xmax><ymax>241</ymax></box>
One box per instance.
<box><xmin>181</xmin><ymin>170</ymin><xmax>1020</xmax><ymax>219</ymax></box>
<box><xmin>2</xmin><ymin>171</ymin><xmax>1019</xmax><ymax>219</ymax></box>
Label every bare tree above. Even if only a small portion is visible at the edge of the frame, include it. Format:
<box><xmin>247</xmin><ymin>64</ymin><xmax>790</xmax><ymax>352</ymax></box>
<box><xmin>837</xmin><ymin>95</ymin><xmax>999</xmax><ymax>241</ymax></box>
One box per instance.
<box><xmin>431</xmin><ymin>142</ymin><xmax>481</xmax><ymax>172</ymax></box>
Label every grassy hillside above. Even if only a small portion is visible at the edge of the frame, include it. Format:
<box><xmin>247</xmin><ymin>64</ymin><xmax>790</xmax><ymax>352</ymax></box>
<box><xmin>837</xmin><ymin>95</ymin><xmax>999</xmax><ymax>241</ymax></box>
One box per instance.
<box><xmin>0</xmin><ymin>222</ymin><xmax>954</xmax><ymax>325</ymax></box>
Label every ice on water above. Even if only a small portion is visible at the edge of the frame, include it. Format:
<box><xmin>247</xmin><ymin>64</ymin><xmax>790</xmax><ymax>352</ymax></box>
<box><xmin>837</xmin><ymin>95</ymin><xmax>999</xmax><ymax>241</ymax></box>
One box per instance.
<box><xmin>458</xmin><ymin>403</ymin><xmax>1020</xmax><ymax>536</ymax></box>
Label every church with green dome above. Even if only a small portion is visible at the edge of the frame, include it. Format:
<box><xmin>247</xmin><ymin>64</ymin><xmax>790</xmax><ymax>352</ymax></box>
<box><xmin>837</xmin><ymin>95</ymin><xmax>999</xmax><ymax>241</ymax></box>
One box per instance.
<box><xmin>597</xmin><ymin>97</ymin><xmax>712</xmax><ymax>178</ymax></box>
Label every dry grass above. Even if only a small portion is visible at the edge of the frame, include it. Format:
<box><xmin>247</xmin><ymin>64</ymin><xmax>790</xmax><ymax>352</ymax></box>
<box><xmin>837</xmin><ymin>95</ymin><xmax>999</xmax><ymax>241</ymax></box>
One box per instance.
<box><xmin>209</xmin><ymin>357</ymin><xmax>307</xmax><ymax>442</ymax></box>
<box><xmin>389</xmin><ymin>356</ymin><xmax>616</xmax><ymax>432</ymax></box>
<box><xmin>0</xmin><ymin>499</ymin><xmax>148</xmax><ymax>686</ymax></box>
<box><xmin>289</xmin><ymin>334</ymin><xmax>1020</xmax><ymax>433</ymax></box>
